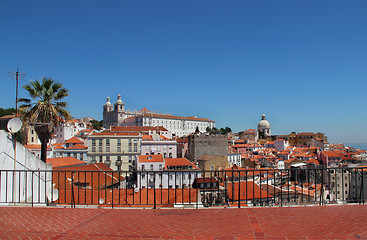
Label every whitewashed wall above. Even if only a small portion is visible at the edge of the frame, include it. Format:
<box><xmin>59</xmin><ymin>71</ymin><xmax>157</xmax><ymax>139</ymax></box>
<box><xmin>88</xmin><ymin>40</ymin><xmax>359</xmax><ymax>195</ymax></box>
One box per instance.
<box><xmin>0</xmin><ymin>130</ymin><xmax>52</xmax><ymax>206</ymax></box>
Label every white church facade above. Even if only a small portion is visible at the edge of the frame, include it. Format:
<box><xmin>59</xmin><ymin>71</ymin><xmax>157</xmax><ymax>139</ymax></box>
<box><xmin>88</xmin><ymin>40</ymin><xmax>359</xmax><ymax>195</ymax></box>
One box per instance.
<box><xmin>103</xmin><ymin>94</ymin><xmax>215</xmax><ymax>137</ymax></box>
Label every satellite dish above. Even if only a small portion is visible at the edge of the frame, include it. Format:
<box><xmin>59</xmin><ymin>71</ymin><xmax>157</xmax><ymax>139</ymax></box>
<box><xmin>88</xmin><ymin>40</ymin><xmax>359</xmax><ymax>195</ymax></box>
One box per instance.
<box><xmin>47</xmin><ymin>188</ymin><xmax>59</xmax><ymax>202</ymax></box>
<box><xmin>7</xmin><ymin>118</ymin><xmax>22</xmax><ymax>133</ymax></box>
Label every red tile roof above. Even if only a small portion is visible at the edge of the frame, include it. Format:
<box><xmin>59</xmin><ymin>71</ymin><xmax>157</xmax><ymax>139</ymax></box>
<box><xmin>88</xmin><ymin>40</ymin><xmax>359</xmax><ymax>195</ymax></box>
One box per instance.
<box><xmin>110</xmin><ymin>126</ymin><xmax>168</xmax><ymax>132</ymax></box>
<box><xmin>91</xmin><ymin>132</ymin><xmax>140</xmax><ymax>136</ymax></box>
<box><xmin>165</xmin><ymin>158</ymin><xmax>199</xmax><ymax>169</ymax></box>
<box><xmin>321</xmin><ymin>151</ymin><xmax>342</xmax><ymax>158</ymax></box>
<box><xmin>66</xmin><ymin>143</ymin><xmax>88</xmax><ymax>150</ymax></box>
<box><xmin>138</xmin><ymin>154</ymin><xmax>164</xmax><ymax>163</ymax></box>
<box><xmin>226</xmin><ymin>181</ymin><xmax>273</xmax><ymax>201</ymax></box>
<box><xmin>64</xmin><ymin>137</ymin><xmax>84</xmax><ymax>144</ymax></box>
<box><xmin>47</xmin><ymin>157</ymin><xmax>87</xmax><ymax>168</ymax></box>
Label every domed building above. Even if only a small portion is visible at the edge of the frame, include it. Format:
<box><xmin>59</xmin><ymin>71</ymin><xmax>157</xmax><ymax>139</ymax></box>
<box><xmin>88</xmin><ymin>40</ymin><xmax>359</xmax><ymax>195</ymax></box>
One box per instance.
<box><xmin>257</xmin><ymin>114</ymin><xmax>271</xmax><ymax>139</ymax></box>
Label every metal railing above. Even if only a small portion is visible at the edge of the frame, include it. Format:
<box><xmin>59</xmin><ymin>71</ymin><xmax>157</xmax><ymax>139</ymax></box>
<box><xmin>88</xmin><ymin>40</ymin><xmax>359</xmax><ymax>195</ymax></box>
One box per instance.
<box><xmin>0</xmin><ymin>167</ymin><xmax>365</xmax><ymax>208</ymax></box>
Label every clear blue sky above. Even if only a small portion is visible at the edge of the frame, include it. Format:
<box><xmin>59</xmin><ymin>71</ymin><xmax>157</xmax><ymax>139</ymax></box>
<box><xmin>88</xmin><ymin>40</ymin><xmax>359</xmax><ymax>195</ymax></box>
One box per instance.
<box><xmin>1</xmin><ymin>1</ymin><xmax>366</xmax><ymax>143</ymax></box>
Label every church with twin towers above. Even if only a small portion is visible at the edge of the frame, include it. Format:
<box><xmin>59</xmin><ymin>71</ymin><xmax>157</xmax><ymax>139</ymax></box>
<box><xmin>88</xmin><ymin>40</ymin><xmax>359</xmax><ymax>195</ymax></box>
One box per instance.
<box><xmin>103</xmin><ymin>94</ymin><xmax>215</xmax><ymax>137</ymax></box>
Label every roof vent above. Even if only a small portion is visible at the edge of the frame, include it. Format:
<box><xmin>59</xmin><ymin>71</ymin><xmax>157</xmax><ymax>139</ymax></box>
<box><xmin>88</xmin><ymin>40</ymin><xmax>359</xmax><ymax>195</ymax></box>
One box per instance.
<box><xmin>148</xmin><ymin>156</ymin><xmax>152</xmax><ymax>160</ymax></box>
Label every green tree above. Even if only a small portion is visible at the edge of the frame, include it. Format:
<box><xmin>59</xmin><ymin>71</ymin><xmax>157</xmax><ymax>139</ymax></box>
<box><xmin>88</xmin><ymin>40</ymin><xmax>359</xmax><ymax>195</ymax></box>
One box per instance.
<box><xmin>18</xmin><ymin>77</ymin><xmax>70</xmax><ymax>162</ymax></box>
<box><xmin>90</xmin><ymin>119</ymin><xmax>103</xmax><ymax>130</ymax></box>
<box><xmin>0</xmin><ymin>108</ymin><xmax>16</xmax><ymax>117</ymax></box>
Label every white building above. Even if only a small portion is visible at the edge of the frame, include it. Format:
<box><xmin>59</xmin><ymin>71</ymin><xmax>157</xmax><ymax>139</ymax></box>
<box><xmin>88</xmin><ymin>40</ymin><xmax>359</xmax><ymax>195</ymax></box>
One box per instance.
<box><xmin>141</xmin><ymin>134</ymin><xmax>177</xmax><ymax>158</ymax></box>
<box><xmin>52</xmin><ymin>136</ymin><xmax>88</xmax><ymax>162</ymax></box>
<box><xmin>136</xmin><ymin>154</ymin><xmax>201</xmax><ymax>189</ymax></box>
<box><xmin>27</xmin><ymin>119</ymin><xmax>88</xmax><ymax>145</ymax></box>
<box><xmin>103</xmin><ymin>94</ymin><xmax>215</xmax><ymax>137</ymax></box>
<box><xmin>0</xmin><ymin>130</ymin><xmax>52</xmax><ymax>206</ymax></box>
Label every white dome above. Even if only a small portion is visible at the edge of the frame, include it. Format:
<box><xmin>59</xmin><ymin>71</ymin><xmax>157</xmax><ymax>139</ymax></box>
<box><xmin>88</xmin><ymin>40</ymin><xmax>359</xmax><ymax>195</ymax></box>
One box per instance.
<box><xmin>257</xmin><ymin>114</ymin><xmax>271</xmax><ymax>129</ymax></box>
<box><xmin>258</xmin><ymin>120</ymin><xmax>270</xmax><ymax>129</ymax></box>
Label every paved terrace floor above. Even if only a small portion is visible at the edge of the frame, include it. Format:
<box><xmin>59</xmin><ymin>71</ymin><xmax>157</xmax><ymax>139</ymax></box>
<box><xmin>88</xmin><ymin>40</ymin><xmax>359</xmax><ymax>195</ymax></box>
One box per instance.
<box><xmin>0</xmin><ymin>205</ymin><xmax>366</xmax><ymax>239</ymax></box>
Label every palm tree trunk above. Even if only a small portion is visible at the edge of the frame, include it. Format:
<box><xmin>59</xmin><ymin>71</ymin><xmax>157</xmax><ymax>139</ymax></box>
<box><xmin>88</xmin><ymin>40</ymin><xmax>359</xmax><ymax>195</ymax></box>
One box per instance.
<box><xmin>35</xmin><ymin>125</ymin><xmax>51</xmax><ymax>163</ymax></box>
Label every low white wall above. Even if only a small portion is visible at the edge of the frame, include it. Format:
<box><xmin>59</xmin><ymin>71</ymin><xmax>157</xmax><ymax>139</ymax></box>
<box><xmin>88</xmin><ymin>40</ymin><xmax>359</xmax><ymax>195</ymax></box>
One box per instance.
<box><xmin>0</xmin><ymin>130</ymin><xmax>52</xmax><ymax>205</ymax></box>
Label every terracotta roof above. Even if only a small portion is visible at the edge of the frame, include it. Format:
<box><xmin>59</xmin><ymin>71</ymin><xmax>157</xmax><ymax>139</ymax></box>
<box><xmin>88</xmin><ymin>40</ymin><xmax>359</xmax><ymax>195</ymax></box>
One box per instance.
<box><xmin>53</xmin><ymin>143</ymin><xmax>64</xmax><ymax>149</ymax></box>
<box><xmin>110</xmin><ymin>126</ymin><xmax>168</xmax><ymax>132</ymax></box>
<box><xmin>47</xmin><ymin>157</ymin><xmax>87</xmax><ymax>168</ymax></box>
<box><xmin>53</xmin><ymin>163</ymin><xmax>123</xmax><ymax>190</ymax></box>
<box><xmin>64</xmin><ymin>137</ymin><xmax>84</xmax><ymax>144</ymax></box>
<box><xmin>25</xmin><ymin>144</ymin><xmax>51</xmax><ymax>150</ymax></box>
<box><xmin>91</xmin><ymin>132</ymin><xmax>140</xmax><ymax>136</ymax></box>
<box><xmin>321</xmin><ymin>151</ymin><xmax>342</xmax><ymax>158</ymax></box>
<box><xmin>298</xmin><ymin>132</ymin><xmax>314</xmax><ymax>135</ymax></box>
<box><xmin>138</xmin><ymin>154</ymin><xmax>164</xmax><ymax>163</ymax></box>
<box><xmin>193</xmin><ymin>177</ymin><xmax>218</xmax><ymax>184</ymax></box>
<box><xmin>226</xmin><ymin>181</ymin><xmax>273</xmax><ymax>201</ymax></box>
<box><xmin>142</xmin><ymin>135</ymin><xmax>153</xmax><ymax>140</ymax></box>
<box><xmin>165</xmin><ymin>158</ymin><xmax>199</xmax><ymax>169</ymax></box>
<box><xmin>66</xmin><ymin>143</ymin><xmax>88</xmax><ymax>150</ymax></box>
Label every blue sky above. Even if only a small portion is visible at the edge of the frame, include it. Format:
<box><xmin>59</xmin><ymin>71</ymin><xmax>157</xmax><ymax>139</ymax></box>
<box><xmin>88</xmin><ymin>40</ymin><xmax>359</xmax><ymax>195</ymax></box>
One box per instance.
<box><xmin>1</xmin><ymin>1</ymin><xmax>367</xmax><ymax>143</ymax></box>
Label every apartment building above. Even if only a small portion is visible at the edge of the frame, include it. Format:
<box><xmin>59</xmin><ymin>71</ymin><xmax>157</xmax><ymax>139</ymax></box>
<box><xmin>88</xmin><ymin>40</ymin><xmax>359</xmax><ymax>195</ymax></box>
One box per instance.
<box><xmin>87</xmin><ymin>132</ymin><xmax>141</xmax><ymax>171</ymax></box>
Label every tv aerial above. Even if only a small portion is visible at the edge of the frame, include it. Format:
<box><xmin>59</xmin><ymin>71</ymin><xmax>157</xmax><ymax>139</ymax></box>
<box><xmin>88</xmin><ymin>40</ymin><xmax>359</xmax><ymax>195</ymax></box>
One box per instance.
<box><xmin>7</xmin><ymin>118</ymin><xmax>22</xmax><ymax>133</ymax></box>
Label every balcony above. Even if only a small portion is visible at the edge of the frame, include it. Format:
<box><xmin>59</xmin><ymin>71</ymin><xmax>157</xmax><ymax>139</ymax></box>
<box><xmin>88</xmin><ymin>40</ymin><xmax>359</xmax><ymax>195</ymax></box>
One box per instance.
<box><xmin>0</xmin><ymin>167</ymin><xmax>366</xmax><ymax>208</ymax></box>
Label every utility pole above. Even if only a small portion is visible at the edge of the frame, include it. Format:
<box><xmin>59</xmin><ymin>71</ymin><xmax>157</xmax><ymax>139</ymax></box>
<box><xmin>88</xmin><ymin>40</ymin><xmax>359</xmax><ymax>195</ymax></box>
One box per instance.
<box><xmin>8</xmin><ymin>68</ymin><xmax>26</xmax><ymax>117</ymax></box>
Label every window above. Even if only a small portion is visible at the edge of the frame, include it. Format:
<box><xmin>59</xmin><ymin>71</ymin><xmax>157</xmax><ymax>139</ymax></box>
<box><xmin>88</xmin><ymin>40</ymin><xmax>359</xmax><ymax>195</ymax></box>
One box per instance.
<box><xmin>117</xmin><ymin>147</ymin><xmax>121</xmax><ymax>153</ymax></box>
<box><xmin>128</xmin><ymin>139</ymin><xmax>132</xmax><ymax>146</ymax></box>
<box><xmin>99</xmin><ymin>147</ymin><xmax>102</xmax><ymax>152</ymax></box>
<box><xmin>99</xmin><ymin>139</ymin><xmax>102</xmax><ymax>146</ymax></box>
<box><xmin>67</xmin><ymin>153</ymin><xmax>71</xmax><ymax>157</ymax></box>
<box><xmin>106</xmin><ymin>147</ymin><xmax>110</xmax><ymax>153</ymax></box>
<box><xmin>92</xmin><ymin>139</ymin><xmax>96</xmax><ymax>146</ymax></box>
<box><xmin>73</xmin><ymin>153</ymin><xmax>77</xmax><ymax>158</ymax></box>
<box><xmin>134</xmin><ymin>147</ymin><xmax>137</xmax><ymax>152</ymax></box>
<box><xmin>133</xmin><ymin>139</ymin><xmax>137</xmax><ymax>146</ymax></box>
<box><xmin>159</xmin><ymin>164</ymin><xmax>162</xmax><ymax>170</ymax></box>
<box><xmin>129</xmin><ymin>147</ymin><xmax>132</xmax><ymax>152</ymax></box>
<box><xmin>117</xmin><ymin>139</ymin><xmax>121</xmax><ymax>146</ymax></box>
<box><xmin>92</xmin><ymin>147</ymin><xmax>96</xmax><ymax>152</ymax></box>
<box><xmin>99</xmin><ymin>156</ymin><xmax>103</xmax><ymax>163</ymax></box>
<box><xmin>80</xmin><ymin>154</ymin><xmax>83</xmax><ymax>160</ymax></box>
<box><xmin>150</xmin><ymin>165</ymin><xmax>153</xmax><ymax>170</ymax></box>
<box><xmin>106</xmin><ymin>139</ymin><xmax>110</xmax><ymax>146</ymax></box>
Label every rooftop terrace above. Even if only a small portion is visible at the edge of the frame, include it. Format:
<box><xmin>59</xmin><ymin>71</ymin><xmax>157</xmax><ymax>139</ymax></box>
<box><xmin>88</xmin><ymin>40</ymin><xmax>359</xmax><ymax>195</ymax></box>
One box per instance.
<box><xmin>0</xmin><ymin>205</ymin><xmax>365</xmax><ymax>239</ymax></box>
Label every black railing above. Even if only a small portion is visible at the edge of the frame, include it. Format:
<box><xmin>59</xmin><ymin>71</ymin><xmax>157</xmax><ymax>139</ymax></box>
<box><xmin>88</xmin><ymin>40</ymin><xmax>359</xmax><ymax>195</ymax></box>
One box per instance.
<box><xmin>0</xmin><ymin>167</ymin><xmax>366</xmax><ymax>208</ymax></box>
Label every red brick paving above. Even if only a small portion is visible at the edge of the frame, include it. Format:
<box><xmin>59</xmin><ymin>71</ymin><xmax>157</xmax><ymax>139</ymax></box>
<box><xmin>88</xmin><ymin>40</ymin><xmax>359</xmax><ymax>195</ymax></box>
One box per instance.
<box><xmin>0</xmin><ymin>205</ymin><xmax>366</xmax><ymax>239</ymax></box>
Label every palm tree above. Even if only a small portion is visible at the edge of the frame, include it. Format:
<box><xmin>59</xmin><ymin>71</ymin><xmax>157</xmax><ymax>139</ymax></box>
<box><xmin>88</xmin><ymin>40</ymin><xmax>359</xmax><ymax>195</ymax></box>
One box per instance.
<box><xmin>18</xmin><ymin>77</ymin><xmax>70</xmax><ymax>162</ymax></box>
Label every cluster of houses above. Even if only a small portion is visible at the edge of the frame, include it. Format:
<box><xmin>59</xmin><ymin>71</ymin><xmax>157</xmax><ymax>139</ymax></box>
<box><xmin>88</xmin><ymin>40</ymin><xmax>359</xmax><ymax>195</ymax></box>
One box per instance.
<box><xmin>1</xmin><ymin>97</ymin><xmax>366</xmax><ymax>207</ymax></box>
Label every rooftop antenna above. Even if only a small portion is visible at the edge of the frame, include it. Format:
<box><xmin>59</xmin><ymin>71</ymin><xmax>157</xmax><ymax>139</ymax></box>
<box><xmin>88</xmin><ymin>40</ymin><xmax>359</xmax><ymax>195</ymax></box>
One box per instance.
<box><xmin>8</xmin><ymin>68</ymin><xmax>26</xmax><ymax>117</ymax></box>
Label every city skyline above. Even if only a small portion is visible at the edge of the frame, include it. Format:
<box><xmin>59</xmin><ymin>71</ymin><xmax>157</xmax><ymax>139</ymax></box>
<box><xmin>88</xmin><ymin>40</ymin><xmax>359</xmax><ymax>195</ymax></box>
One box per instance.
<box><xmin>1</xmin><ymin>1</ymin><xmax>366</xmax><ymax>143</ymax></box>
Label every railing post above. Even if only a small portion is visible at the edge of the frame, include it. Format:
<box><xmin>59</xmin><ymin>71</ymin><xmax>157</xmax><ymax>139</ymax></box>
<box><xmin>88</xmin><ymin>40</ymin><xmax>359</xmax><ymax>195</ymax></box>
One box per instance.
<box><xmin>153</xmin><ymin>171</ymin><xmax>156</xmax><ymax>209</ymax></box>
<box><xmin>238</xmin><ymin>170</ymin><xmax>240</xmax><ymax>208</ymax></box>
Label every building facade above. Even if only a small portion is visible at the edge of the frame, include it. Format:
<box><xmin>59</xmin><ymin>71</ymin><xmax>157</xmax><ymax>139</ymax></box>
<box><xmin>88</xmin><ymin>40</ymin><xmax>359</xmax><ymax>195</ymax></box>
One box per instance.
<box><xmin>87</xmin><ymin>132</ymin><xmax>141</xmax><ymax>171</ymax></box>
<box><xmin>136</xmin><ymin>154</ymin><xmax>201</xmax><ymax>189</ymax></box>
<box><xmin>103</xmin><ymin>94</ymin><xmax>215</xmax><ymax>137</ymax></box>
